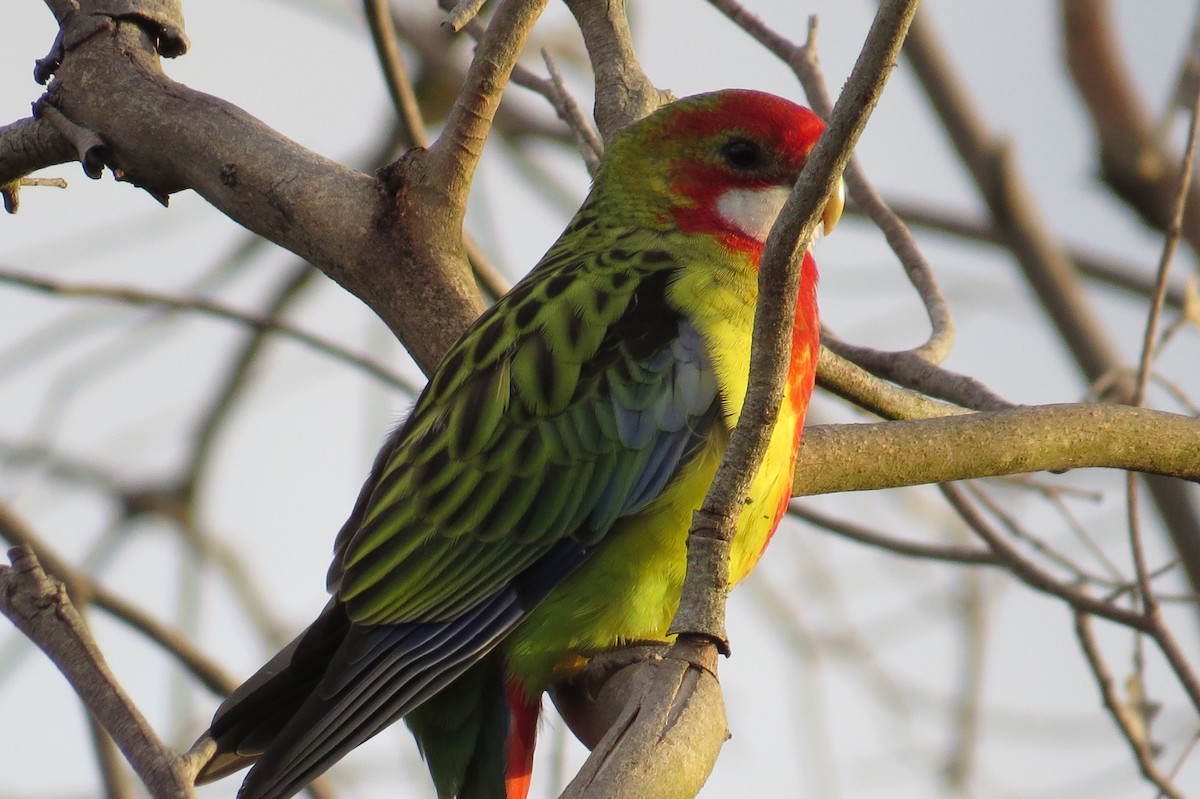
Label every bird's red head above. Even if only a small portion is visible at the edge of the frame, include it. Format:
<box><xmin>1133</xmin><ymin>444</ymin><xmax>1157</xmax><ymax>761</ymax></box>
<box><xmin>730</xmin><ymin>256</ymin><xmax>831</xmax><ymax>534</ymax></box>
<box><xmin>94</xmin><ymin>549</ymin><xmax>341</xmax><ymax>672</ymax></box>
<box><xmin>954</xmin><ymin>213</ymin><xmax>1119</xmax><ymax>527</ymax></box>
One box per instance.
<box><xmin>599</xmin><ymin>89</ymin><xmax>843</xmax><ymax>255</ymax></box>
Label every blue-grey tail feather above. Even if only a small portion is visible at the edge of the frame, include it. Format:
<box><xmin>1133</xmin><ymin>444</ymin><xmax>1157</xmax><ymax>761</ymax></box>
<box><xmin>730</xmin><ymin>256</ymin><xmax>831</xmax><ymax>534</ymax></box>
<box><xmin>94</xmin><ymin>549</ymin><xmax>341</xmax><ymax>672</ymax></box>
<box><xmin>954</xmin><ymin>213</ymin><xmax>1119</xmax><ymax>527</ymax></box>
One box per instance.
<box><xmin>235</xmin><ymin>593</ymin><xmax>524</xmax><ymax>799</ymax></box>
<box><xmin>205</xmin><ymin>540</ymin><xmax>591</xmax><ymax>799</ymax></box>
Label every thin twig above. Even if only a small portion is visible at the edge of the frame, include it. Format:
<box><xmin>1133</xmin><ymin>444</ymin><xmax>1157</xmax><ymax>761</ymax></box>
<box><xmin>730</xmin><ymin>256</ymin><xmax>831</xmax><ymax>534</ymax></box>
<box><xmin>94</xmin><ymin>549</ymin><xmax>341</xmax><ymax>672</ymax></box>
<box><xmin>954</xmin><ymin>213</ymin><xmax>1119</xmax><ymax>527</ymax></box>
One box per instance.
<box><xmin>1074</xmin><ymin>609</ymin><xmax>1185</xmax><ymax>799</ymax></box>
<box><xmin>845</xmin><ymin>199</ymin><xmax>1193</xmax><ymax>312</ymax></box>
<box><xmin>709</xmin><ymin>1</ymin><xmax>957</xmax><ymax>367</ymax></box>
<box><xmin>945</xmin><ymin>568</ymin><xmax>987</xmax><ymax>792</ymax></box>
<box><xmin>443</xmin><ymin>0</ymin><xmax>489</xmax><ymax>32</ymax></box>
<box><xmin>1132</xmin><ymin>48</ymin><xmax>1200</xmax><ymax>406</ymax></box>
<box><xmin>941</xmin><ymin>485</ymin><xmax>1152</xmax><ymax>631</ymax></box>
<box><xmin>541</xmin><ymin>48</ymin><xmax>603</xmax><ymax>173</ymax></box>
<box><xmin>1145</xmin><ymin>604</ymin><xmax>1200</xmax><ymax>714</ymax></box>
<box><xmin>0</xmin><ymin>267</ymin><xmax>415</xmax><ymax>393</ymax></box>
<box><xmin>364</xmin><ymin>0</ymin><xmax>429</xmax><ymax>148</ymax></box>
<box><xmin>789</xmin><ymin>502</ymin><xmax>999</xmax><ymax>566</ymax></box>
<box><xmin>2</xmin><ymin>176</ymin><xmax>68</xmax><ymax>213</ymax></box>
<box><xmin>1125</xmin><ymin>63</ymin><xmax>1200</xmax><ymax>621</ymax></box>
<box><xmin>966</xmin><ymin>483</ymin><xmax>1115</xmax><ymax>588</ymax></box>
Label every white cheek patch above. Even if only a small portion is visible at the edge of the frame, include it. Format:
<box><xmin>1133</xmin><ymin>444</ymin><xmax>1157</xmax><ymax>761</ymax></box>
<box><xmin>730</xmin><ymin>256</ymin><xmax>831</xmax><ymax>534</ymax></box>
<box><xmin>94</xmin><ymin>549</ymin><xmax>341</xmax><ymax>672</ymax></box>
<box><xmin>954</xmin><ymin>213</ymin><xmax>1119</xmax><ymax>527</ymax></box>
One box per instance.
<box><xmin>715</xmin><ymin>186</ymin><xmax>793</xmax><ymax>243</ymax></box>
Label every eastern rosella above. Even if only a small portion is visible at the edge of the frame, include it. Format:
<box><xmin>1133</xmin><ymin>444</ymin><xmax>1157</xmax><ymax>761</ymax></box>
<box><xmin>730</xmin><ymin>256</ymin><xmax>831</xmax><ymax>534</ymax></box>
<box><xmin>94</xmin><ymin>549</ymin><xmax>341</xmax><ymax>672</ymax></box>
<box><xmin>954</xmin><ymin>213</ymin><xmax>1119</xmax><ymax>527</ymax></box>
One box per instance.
<box><xmin>196</xmin><ymin>89</ymin><xmax>842</xmax><ymax>799</ymax></box>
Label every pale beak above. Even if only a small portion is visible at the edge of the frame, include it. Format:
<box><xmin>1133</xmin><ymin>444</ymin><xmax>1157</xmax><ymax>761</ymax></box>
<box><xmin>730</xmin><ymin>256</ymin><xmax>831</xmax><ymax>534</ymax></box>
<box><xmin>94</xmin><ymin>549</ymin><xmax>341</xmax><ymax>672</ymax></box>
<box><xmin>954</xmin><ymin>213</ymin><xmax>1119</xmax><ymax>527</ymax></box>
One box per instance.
<box><xmin>822</xmin><ymin>177</ymin><xmax>846</xmax><ymax>237</ymax></box>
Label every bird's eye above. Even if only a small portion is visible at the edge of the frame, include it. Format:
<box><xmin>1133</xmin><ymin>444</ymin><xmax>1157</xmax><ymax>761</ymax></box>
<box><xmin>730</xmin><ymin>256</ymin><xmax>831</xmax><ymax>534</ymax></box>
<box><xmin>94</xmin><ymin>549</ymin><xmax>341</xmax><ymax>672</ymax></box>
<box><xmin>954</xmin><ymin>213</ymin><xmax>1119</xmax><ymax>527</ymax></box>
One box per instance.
<box><xmin>719</xmin><ymin>138</ymin><xmax>763</xmax><ymax>170</ymax></box>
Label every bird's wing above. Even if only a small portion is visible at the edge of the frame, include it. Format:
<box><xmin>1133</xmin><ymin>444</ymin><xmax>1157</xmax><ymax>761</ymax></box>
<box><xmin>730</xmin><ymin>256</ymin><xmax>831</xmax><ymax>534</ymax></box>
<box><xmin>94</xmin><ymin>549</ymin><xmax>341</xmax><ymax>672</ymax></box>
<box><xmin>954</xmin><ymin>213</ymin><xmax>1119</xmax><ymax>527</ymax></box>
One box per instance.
<box><xmin>330</xmin><ymin>241</ymin><xmax>719</xmax><ymax>627</ymax></box>
<box><xmin>226</xmin><ymin>238</ymin><xmax>723</xmax><ymax>799</ymax></box>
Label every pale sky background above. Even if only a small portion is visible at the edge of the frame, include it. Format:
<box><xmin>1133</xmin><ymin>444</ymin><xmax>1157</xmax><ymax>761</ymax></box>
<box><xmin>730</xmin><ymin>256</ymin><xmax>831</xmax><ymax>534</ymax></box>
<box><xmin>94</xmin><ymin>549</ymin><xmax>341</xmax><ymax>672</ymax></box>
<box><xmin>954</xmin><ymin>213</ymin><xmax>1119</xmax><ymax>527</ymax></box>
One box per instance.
<box><xmin>2</xmin><ymin>2</ymin><xmax>1199</xmax><ymax>798</ymax></box>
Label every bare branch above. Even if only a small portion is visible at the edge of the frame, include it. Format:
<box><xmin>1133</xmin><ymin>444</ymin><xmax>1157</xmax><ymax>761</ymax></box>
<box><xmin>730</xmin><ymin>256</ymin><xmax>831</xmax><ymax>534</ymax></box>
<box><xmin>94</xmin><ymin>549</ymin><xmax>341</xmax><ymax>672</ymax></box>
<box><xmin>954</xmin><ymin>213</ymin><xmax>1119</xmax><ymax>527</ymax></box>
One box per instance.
<box><xmin>363</xmin><ymin>0</ymin><xmax>429</xmax><ymax>149</ymax></box>
<box><xmin>17</xmin><ymin>3</ymin><xmax>489</xmax><ymax>372</ymax></box>
<box><xmin>710</xmin><ymin>1</ymin><xmax>957</xmax><ymax>367</ymax></box>
<box><xmin>905</xmin><ymin>8</ymin><xmax>1127</xmax><ymax>394</ymax></box>
<box><xmin>820</xmin><ymin>338</ymin><xmax>1014</xmax><ymax>412</ymax></box>
<box><xmin>845</xmin><ymin>198</ymin><xmax>1194</xmax><ymax>311</ymax></box>
<box><xmin>1074</xmin><ymin>610</ymin><xmax>1186</xmax><ymax>799</ymax></box>
<box><xmin>0</xmin><ymin>502</ymin><xmax>237</xmax><ymax>697</ymax></box>
<box><xmin>815</xmin><ymin>347</ymin><xmax>972</xmax><ymax>420</ymax></box>
<box><xmin>562</xmin><ymin>0</ymin><xmax>672</xmax><ymax>139</ymax></box>
<box><xmin>426</xmin><ymin>0</ymin><xmax>549</xmax><ymax>211</ymax></box>
<box><xmin>789</xmin><ymin>502</ymin><xmax>999</xmax><ymax>566</ymax></box>
<box><xmin>542</xmin><ymin>48</ymin><xmax>604</xmax><ymax>173</ymax></box>
<box><xmin>0</xmin><ymin>267</ymin><xmax>415</xmax><ymax>393</ymax></box>
<box><xmin>1</xmin><ymin>175</ymin><xmax>67</xmax><ymax>213</ymax></box>
<box><xmin>558</xmin><ymin>641</ymin><xmax>727</xmax><ymax>799</ymax></box>
<box><xmin>87</xmin><ymin>711</ymin><xmax>134</xmax><ymax>799</ymax></box>
<box><xmin>793</xmin><ymin>404</ymin><xmax>1200</xmax><ymax>497</ymax></box>
<box><xmin>0</xmin><ymin>116</ymin><xmax>78</xmax><ymax>187</ymax></box>
<box><xmin>0</xmin><ymin>546</ymin><xmax>198</xmax><ymax>798</ymax></box>
<box><xmin>1061</xmin><ymin>0</ymin><xmax>1200</xmax><ymax>258</ymax></box>
<box><xmin>1132</xmin><ymin>53</ymin><xmax>1200</xmax><ymax>408</ymax></box>
<box><xmin>941</xmin><ymin>485</ymin><xmax>1152</xmax><ymax>631</ymax></box>
<box><xmin>676</xmin><ymin>0</ymin><xmax>919</xmax><ymax>649</ymax></box>
<box><xmin>443</xmin><ymin>0</ymin><xmax>490</xmax><ymax>32</ymax></box>
<box><xmin>904</xmin><ymin>4</ymin><xmax>1200</xmax><ymax>602</ymax></box>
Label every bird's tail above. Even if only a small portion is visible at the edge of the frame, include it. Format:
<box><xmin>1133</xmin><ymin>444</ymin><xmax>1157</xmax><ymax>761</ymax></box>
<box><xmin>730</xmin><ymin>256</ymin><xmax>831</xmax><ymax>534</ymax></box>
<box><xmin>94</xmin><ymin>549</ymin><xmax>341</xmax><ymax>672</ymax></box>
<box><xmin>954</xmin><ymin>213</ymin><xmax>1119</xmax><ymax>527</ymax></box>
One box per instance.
<box><xmin>194</xmin><ymin>599</ymin><xmax>351</xmax><ymax>785</ymax></box>
<box><xmin>406</xmin><ymin>656</ymin><xmax>542</xmax><ymax>799</ymax></box>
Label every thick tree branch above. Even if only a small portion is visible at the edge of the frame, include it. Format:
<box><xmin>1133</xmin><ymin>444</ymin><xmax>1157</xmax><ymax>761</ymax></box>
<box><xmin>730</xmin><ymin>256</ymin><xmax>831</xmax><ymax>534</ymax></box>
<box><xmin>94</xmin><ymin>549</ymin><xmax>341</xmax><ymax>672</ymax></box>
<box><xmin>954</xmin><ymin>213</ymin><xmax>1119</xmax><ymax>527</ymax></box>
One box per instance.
<box><xmin>558</xmin><ymin>641</ymin><xmax>727</xmax><ymax>799</ymax></box>
<box><xmin>793</xmin><ymin>404</ymin><xmax>1200</xmax><ymax>497</ymax></box>
<box><xmin>0</xmin><ymin>115</ymin><xmax>78</xmax><ymax>186</ymax></box>
<box><xmin>14</xmin><ymin>2</ymin><xmax>491</xmax><ymax>371</ymax></box>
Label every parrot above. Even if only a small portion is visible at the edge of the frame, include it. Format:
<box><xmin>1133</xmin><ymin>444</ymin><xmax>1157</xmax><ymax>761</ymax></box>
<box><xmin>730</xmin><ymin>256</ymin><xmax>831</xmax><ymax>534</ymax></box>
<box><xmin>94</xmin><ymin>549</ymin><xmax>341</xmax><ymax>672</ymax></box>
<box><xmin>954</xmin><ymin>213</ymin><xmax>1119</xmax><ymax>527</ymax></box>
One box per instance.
<box><xmin>195</xmin><ymin>88</ymin><xmax>843</xmax><ymax>799</ymax></box>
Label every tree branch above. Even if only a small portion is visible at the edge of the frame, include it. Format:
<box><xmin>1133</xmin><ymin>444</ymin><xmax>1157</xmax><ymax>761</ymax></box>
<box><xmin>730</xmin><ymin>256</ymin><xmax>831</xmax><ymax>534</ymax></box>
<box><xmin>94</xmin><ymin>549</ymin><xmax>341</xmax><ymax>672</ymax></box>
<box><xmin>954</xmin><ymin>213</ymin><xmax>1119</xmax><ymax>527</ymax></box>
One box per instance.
<box><xmin>426</xmin><ymin>0</ymin><xmax>549</xmax><ymax>211</ymax></box>
<box><xmin>562</xmin><ymin>0</ymin><xmax>672</xmax><ymax>140</ymax></box>
<box><xmin>711</xmin><ymin>2</ymin><xmax>957</xmax><ymax>368</ymax></box>
<box><xmin>903</xmin><ymin>4</ymin><xmax>1200</xmax><ymax>602</ymax></box>
<box><xmin>559</xmin><ymin>3</ymin><xmax>921</xmax><ymax>797</ymax></box>
<box><xmin>0</xmin><ymin>266</ymin><xmax>414</xmax><ymax>392</ymax></box>
<box><xmin>1061</xmin><ymin>0</ymin><xmax>1200</xmax><ymax>257</ymax></box>
<box><xmin>0</xmin><ymin>546</ymin><xmax>199</xmax><ymax>798</ymax></box>
<box><xmin>0</xmin><ymin>501</ymin><xmax>237</xmax><ymax>697</ymax></box>
<box><xmin>0</xmin><ymin>115</ymin><xmax>79</xmax><ymax>186</ymax></box>
<box><xmin>1074</xmin><ymin>609</ymin><xmax>1186</xmax><ymax>799</ymax></box>
<box><xmin>793</xmin><ymin>403</ymin><xmax>1200</xmax><ymax>497</ymax></box>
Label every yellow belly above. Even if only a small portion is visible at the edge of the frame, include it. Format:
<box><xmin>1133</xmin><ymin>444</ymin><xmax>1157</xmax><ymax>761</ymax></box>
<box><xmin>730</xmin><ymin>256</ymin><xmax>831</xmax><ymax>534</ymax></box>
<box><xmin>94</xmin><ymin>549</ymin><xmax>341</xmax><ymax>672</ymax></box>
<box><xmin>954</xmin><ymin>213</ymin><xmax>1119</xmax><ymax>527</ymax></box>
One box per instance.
<box><xmin>504</xmin><ymin>411</ymin><xmax>797</xmax><ymax>691</ymax></box>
